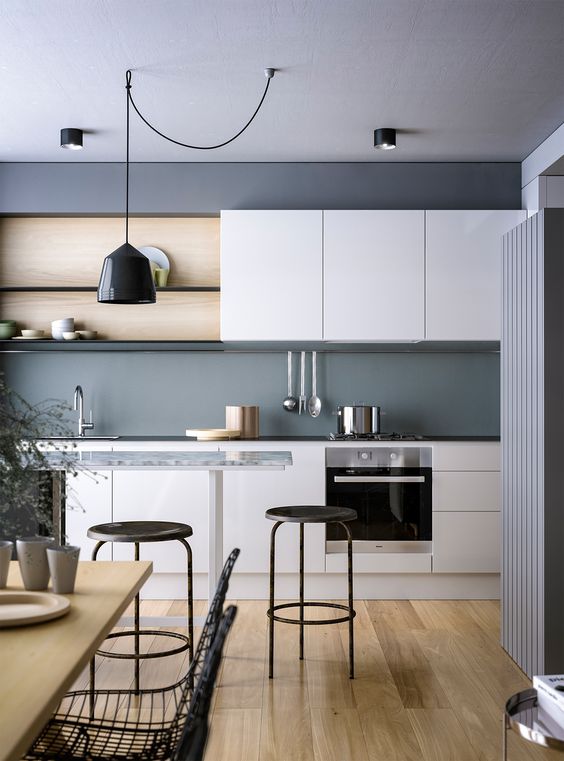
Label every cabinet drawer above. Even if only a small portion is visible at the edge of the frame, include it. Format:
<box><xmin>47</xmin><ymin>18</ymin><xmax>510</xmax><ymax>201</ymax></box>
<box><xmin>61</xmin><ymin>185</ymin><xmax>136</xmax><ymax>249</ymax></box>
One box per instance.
<box><xmin>433</xmin><ymin>471</ymin><xmax>500</xmax><ymax>512</ymax></box>
<box><xmin>433</xmin><ymin>512</ymin><xmax>500</xmax><ymax>573</ymax></box>
<box><xmin>432</xmin><ymin>443</ymin><xmax>500</xmax><ymax>471</ymax></box>
<box><xmin>326</xmin><ymin>552</ymin><xmax>431</xmax><ymax>574</ymax></box>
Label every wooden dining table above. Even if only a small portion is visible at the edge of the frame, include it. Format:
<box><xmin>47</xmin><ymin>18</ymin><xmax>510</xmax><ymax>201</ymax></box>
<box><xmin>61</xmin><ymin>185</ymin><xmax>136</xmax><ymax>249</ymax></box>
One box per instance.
<box><xmin>0</xmin><ymin>559</ymin><xmax>152</xmax><ymax>761</ymax></box>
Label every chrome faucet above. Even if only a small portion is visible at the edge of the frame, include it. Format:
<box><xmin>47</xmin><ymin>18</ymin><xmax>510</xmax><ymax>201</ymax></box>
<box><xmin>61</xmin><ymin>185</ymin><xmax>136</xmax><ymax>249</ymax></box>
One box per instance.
<box><xmin>73</xmin><ymin>385</ymin><xmax>94</xmax><ymax>437</ymax></box>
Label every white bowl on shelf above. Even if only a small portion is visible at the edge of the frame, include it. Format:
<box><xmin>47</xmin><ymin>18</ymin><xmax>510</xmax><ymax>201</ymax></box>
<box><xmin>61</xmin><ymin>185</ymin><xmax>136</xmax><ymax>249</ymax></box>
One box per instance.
<box><xmin>62</xmin><ymin>331</ymin><xmax>79</xmax><ymax>341</ymax></box>
<box><xmin>51</xmin><ymin>318</ymin><xmax>74</xmax><ymax>340</ymax></box>
<box><xmin>21</xmin><ymin>329</ymin><xmax>44</xmax><ymax>338</ymax></box>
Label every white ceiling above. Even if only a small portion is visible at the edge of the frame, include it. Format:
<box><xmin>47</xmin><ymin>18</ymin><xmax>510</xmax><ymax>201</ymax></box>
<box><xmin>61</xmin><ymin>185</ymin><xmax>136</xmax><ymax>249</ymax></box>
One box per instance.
<box><xmin>1</xmin><ymin>0</ymin><xmax>564</xmax><ymax>163</ymax></box>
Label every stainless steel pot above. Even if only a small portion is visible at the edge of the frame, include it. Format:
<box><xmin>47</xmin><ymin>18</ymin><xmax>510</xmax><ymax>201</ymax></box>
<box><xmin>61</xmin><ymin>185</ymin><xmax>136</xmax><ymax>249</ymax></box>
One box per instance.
<box><xmin>336</xmin><ymin>405</ymin><xmax>381</xmax><ymax>435</ymax></box>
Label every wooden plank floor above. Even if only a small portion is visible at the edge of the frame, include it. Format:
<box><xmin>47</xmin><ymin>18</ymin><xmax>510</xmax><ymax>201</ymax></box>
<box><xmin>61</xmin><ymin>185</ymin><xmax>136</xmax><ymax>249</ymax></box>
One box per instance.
<box><xmin>79</xmin><ymin>599</ymin><xmax>555</xmax><ymax>761</ymax></box>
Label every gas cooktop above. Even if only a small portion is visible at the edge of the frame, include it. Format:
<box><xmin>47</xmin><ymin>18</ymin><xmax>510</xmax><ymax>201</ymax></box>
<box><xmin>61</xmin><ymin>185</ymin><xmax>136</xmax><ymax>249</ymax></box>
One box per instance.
<box><xmin>328</xmin><ymin>432</ymin><xmax>427</xmax><ymax>441</ymax></box>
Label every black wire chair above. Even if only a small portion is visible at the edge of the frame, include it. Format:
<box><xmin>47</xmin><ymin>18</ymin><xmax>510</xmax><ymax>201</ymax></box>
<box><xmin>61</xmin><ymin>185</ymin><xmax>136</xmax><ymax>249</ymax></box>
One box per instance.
<box><xmin>171</xmin><ymin>606</ymin><xmax>237</xmax><ymax>761</ymax></box>
<box><xmin>25</xmin><ymin>548</ymin><xmax>240</xmax><ymax>761</ymax></box>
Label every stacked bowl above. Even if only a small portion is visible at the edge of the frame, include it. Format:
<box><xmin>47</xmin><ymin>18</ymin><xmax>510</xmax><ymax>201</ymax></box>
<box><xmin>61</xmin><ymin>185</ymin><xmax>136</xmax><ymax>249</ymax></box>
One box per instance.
<box><xmin>0</xmin><ymin>319</ymin><xmax>17</xmax><ymax>339</ymax></box>
<box><xmin>51</xmin><ymin>318</ymin><xmax>74</xmax><ymax>340</ymax></box>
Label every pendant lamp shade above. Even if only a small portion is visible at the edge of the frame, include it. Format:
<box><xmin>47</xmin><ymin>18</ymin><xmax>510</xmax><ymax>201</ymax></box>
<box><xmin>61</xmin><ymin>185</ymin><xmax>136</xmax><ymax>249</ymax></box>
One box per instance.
<box><xmin>97</xmin><ymin>243</ymin><xmax>156</xmax><ymax>304</ymax></box>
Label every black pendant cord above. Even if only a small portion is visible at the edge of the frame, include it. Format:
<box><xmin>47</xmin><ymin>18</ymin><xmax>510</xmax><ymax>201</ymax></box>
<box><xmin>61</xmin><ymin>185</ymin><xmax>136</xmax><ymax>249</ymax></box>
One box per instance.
<box><xmin>125</xmin><ymin>70</ymin><xmax>132</xmax><ymax>243</ymax></box>
<box><xmin>125</xmin><ymin>68</ymin><xmax>274</xmax><ymax>151</ymax></box>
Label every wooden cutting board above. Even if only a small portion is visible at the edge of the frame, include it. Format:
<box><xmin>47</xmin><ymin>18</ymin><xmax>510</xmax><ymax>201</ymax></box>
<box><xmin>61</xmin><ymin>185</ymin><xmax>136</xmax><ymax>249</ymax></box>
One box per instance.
<box><xmin>185</xmin><ymin>428</ymin><xmax>241</xmax><ymax>440</ymax></box>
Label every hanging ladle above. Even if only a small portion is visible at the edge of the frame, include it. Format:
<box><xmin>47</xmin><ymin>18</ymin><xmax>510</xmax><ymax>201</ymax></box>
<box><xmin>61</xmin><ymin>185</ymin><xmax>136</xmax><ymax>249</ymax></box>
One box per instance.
<box><xmin>308</xmin><ymin>351</ymin><xmax>322</xmax><ymax>418</ymax></box>
<box><xmin>283</xmin><ymin>351</ymin><xmax>298</xmax><ymax>412</ymax></box>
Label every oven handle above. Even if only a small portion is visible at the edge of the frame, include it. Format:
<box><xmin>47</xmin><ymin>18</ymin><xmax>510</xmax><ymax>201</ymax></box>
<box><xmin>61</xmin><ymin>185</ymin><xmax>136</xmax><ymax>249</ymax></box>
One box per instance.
<box><xmin>333</xmin><ymin>475</ymin><xmax>426</xmax><ymax>483</ymax></box>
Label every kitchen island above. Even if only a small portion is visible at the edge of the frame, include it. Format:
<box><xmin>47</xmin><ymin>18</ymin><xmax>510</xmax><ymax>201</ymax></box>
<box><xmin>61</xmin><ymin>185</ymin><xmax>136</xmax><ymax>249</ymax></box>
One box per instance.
<box><xmin>55</xmin><ymin>438</ymin><xmax>500</xmax><ymax>601</ymax></box>
<box><xmin>42</xmin><ymin>449</ymin><xmax>292</xmax><ymax>602</ymax></box>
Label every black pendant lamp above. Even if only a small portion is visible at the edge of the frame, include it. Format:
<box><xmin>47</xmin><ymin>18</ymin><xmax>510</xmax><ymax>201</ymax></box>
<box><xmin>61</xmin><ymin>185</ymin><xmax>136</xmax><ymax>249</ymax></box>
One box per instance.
<box><xmin>97</xmin><ymin>72</ymin><xmax>155</xmax><ymax>304</ymax></box>
<box><xmin>98</xmin><ymin>66</ymin><xmax>276</xmax><ymax>303</ymax></box>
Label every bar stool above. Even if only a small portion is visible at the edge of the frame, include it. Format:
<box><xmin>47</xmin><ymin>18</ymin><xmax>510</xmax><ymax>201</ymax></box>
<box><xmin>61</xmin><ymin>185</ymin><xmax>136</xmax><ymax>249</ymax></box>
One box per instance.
<box><xmin>87</xmin><ymin>520</ymin><xmax>194</xmax><ymax>694</ymax></box>
<box><xmin>266</xmin><ymin>505</ymin><xmax>356</xmax><ymax>679</ymax></box>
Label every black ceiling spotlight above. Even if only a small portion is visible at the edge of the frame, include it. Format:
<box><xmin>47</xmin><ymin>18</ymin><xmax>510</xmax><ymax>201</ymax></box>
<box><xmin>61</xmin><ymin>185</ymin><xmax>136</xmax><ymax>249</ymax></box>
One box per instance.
<box><xmin>374</xmin><ymin>128</ymin><xmax>396</xmax><ymax>150</ymax></box>
<box><xmin>60</xmin><ymin>128</ymin><xmax>83</xmax><ymax>150</ymax></box>
<box><xmin>98</xmin><ymin>67</ymin><xmax>276</xmax><ymax>305</ymax></box>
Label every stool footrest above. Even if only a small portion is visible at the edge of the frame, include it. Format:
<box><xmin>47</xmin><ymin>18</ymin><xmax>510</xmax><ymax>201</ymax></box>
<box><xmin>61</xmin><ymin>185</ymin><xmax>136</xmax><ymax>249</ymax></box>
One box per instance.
<box><xmin>267</xmin><ymin>601</ymin><xmax>356</xmax><ymax>627</ymax></box>
<box><xmin>97</xmin><ymin>629</ymin><xmax>190</xmax><ymax>660</ymax></box>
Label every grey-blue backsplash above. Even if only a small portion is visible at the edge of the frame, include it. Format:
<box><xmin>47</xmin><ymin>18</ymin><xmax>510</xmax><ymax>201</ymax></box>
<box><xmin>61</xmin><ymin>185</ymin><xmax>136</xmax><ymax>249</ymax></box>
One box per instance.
<box><xmin>1</xmin><ymin>351</ymin><xmax>499</xmax><ymax>436</ymax></box>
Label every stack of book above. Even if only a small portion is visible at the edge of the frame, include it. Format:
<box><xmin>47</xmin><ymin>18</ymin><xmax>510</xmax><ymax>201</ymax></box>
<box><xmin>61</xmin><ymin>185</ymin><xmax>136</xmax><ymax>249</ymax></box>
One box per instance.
<box><xmin>533</xmin><ymin>675</ymin><xmax>564</xmax><ymax>738</ymax></box>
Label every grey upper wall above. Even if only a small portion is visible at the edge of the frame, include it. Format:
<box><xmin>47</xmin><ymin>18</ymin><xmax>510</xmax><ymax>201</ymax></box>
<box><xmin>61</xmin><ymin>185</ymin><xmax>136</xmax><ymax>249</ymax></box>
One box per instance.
<box><xmin>0</xmin><ymin>162</ymin><xmax>521</xmax><ymax>213</ymax></box>
<box><xmin>0</xmin><ymin>160</ymin><xmax>512</xmax><ymax>436</ymax></box>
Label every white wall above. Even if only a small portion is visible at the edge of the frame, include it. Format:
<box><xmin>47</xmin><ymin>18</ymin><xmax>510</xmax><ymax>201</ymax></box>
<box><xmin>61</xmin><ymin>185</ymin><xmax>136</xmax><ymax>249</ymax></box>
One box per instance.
<box><xmin>521</xmin><ymin>175</ymin><xmax>564</xmax><ymax>215</ymax></box>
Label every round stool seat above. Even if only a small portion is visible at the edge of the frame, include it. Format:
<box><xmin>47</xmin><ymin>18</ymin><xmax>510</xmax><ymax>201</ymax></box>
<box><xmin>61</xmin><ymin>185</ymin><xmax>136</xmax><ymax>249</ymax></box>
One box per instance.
<box><xmin>265</xmin><ymin>505</ymin><xmax>357</xmax><ymax>523</ymax></box>
<box><xmin>87</xmin><ymin>520</ymin><xmax>193</xmax><ymax>543</ymax></box>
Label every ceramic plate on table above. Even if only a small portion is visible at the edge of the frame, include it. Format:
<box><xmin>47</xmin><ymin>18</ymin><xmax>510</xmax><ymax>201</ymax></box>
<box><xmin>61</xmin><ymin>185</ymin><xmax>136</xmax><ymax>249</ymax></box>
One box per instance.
<box><xmin>0</xmin><ymin>591</ymin><xmax>70</xmax><ymax>628</ymax></box>
<box><xmin>138</xmin><ymin>246</ymin><xmax>170</xmax><ymax>271</ymax></box>
<box><xmin>12</xmin><ymin>336</ymin><xmax>49</xmax><ymax>340</ymax></box>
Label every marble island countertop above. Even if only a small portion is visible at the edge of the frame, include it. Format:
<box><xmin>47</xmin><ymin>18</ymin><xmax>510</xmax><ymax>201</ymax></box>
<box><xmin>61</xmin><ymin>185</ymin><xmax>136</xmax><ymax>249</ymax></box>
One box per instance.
<box><xmin>39</xmin><ymin>449</ymin><xmax>293</xmax><ymax>470</ymax></box>
<box><xmin>42</xmin><ymin>434</ymin><xmax>500</xmax><ymax>443</ymax></box>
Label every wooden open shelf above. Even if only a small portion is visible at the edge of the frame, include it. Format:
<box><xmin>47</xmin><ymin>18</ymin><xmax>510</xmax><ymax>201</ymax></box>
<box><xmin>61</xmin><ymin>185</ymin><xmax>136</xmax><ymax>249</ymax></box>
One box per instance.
<box><xmin>1</xmin><ymin>290</ymin><xmax>220</xmax><ymax>341</ymax></box>
<box><xmin>0</xmin><ymin>216</ymin><xmax>221</xmax><ymax>341</ymax></box>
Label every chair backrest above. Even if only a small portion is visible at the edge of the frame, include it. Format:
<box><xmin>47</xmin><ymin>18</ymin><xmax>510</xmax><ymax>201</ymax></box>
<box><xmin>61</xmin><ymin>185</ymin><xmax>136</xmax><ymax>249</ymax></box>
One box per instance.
<box><xmin>205</xmin><ymin>548</ymin><xmax>240</xmax><ymax>640</ymax></box>
<box><xmin>171</xmin><ymin>548</ymin><xmax>239</xmax><ymax>718</ymax></box>
<box><xmin>172</xmin><ymin>605</ymin><xmax>238</xmax><ymax>761</ymax></box>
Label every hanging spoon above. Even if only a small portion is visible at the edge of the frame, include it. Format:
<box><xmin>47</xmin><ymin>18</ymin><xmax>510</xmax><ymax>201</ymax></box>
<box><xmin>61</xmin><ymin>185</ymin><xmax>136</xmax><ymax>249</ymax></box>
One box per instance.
<box><xmin>283</xmin><ymin>351</ymin><xmax>298</xmax><ymax>412</ymax></box>
<box><xmin>308</xmin><ymin>351</ymin><xmax>322</xmax><ymax>418</ymax></box>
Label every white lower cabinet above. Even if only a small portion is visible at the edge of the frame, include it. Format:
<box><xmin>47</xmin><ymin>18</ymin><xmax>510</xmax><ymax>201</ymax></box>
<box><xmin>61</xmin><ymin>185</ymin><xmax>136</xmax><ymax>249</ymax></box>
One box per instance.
<box><xmin>433</xmin><ymin>471</ymin><xmax>500</xmax><ymax>511</ymax></box>
<box><xmin>432</xmin><ymin>511</ymin><xmax>500</xmax><ymax>573</ymax></box>
<box><xmin>64</xmin><ymin>441</ymin><xmax>501</xmax><ymax>585</ymax></box>
<box><xmin>112</xmin><ymin>471</ymin><xmax>209</xmax><ymax>573</ymax></box>
<box><xmin>223</xmin><ymin>444</ymin><xmax>326</xmax><ymax>574</ymax></box>
<box><xmin>65</xmin><ymin>469</ymin><xmax>112</xmax><ymax>561</ymax></box>
<box><xmin>431</xmin><ymin>443</ymin><xmax>500</xmax><ymax>573</ymax></box>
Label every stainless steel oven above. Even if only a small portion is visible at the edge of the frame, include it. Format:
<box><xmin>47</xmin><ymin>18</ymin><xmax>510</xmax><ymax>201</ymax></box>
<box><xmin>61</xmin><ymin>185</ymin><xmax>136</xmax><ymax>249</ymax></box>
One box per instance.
<box><xmin>325</xmin><ymin>447</ymin><xmax>432</xmax><ymax>553</ymax></box>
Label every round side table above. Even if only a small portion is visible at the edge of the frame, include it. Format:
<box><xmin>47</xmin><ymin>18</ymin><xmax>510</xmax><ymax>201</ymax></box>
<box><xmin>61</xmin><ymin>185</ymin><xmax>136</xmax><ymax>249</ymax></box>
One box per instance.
<box><xmin>504</xmin><ymin>688</ymin><xmax>564</xmax><ymax>759</ymax></box>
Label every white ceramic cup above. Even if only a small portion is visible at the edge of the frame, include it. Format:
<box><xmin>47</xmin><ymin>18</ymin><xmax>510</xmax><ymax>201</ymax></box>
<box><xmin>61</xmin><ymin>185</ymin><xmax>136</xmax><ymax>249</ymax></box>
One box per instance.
<box><xmin>16</xmin><ymin>536</ymin><xmax>55</xmax><ymax>590</ymax></box>
<box><xmin>46</xmin><ymin>546</ymin><xmax>80</xmax><ymax>594</ymax></box>
<box><xmin>0</xmin><ymin>540</ymin><xmax>13</xmax><ymax>589</ymax></box>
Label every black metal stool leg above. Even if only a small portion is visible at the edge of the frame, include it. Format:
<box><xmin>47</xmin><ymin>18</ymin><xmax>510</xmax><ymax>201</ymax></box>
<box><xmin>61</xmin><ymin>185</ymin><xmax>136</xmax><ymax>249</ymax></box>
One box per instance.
<box><xmin>90</xmin><ymin>540</ymin><xmax>106</xmax><ymax>716</ymax></box>
<box><xmin>268</xmin><ymin>521</ymin><xmax>282</xmax><ymax>679</ymax></box>
<box><xmin>339</xmin><ymin>521</ymin><xmax>355</xmax><ymax>679</ymax></box>
<box><xmin>134</xmin><ymin>542</ymin><xmax>140</xmax><ymax>694</ymax></box>
<box><xmin>299</xmin><ymin>522</ymin><xmax>304</xmax><ymax>661</ymax></box>
<box><xmin>177</xmin><ymin>538</ymin><xmax>194</xmax><ymax>663</ymax></box>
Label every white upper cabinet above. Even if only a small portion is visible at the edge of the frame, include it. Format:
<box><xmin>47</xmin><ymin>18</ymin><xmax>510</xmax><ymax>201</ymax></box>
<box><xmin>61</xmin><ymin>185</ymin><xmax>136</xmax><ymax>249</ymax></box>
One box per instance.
<box><xmin>323</xmin><ymin>211</ymin><xmax>425</xmax><ymax>341</ymax></box>
<box><xmin>220</xmin><ymin>210</ymin><xmax>323</xmax><ymax>340</ymax></box>
<box><xmin>425</xmin><ymin>210</ymin><xmax>525</xmax><ymax>340</ymax></box>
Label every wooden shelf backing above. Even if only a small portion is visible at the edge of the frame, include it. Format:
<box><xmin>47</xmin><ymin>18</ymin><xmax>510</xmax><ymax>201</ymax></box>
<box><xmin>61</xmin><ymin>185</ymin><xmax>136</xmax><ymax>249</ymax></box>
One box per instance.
<box><xmin>0</xmin><ymin>217</ymin><xmax>220</xmax><ymax>288</ymax></box>
<box><xmin>0</xmin><ymin>291</ymin><xmax>220</xmax><ymax>341</ymax></box>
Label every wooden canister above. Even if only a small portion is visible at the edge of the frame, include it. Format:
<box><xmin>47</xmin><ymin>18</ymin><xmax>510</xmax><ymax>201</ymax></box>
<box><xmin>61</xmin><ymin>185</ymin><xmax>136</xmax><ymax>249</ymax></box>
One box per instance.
<box><xmin>225</xmin><ymin>405</ymin><xmax>259</xmax><ymax>439</ymax></box>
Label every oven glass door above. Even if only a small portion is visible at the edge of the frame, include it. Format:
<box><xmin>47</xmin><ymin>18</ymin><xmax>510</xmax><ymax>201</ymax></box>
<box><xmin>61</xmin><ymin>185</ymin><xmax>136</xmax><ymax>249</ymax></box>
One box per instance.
<box><xmin>326</xmin><ymin>467</ymin><xmax>432</xmax><ymax>548</ymax></box>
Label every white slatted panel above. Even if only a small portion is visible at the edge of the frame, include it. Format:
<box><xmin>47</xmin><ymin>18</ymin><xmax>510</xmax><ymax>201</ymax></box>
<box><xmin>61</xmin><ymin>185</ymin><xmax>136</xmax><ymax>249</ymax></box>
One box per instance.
<box><xmin>501</xmin><ymin>213</ymin><xmax>544</xmax><ymax>677</ymax></box>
